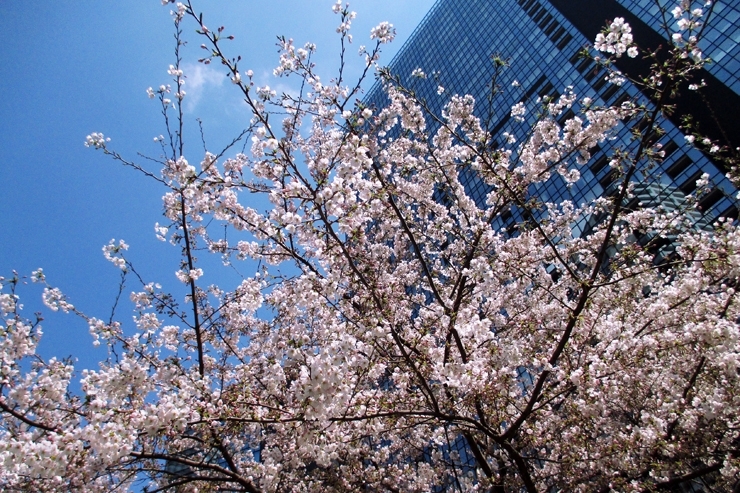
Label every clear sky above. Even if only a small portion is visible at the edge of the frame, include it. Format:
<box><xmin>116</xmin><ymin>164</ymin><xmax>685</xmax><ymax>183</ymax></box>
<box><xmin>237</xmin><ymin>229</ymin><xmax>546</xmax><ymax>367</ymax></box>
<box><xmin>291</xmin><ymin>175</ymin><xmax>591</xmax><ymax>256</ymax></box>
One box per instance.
<box><xmin>0</xmin><ymin>0</ymin><xmax>436</xmax><ymax>370</ymax></box>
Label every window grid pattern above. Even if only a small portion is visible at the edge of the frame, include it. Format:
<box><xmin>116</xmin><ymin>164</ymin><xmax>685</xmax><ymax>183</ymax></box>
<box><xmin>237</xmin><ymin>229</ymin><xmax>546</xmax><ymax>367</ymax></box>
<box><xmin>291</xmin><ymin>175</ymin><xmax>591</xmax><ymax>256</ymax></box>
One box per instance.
<box><xmin>616</xmin><ymin>0</ymin><xmax>740</xmax><ymax>95</ymax></box>
<box><xmin>365</xmin><ymin>0</ymin><xmax>738</xmax><ymax>230</ymax></box>
<box><xmin>360</xmin><ymin>0</ymin><xmax>739</xmax><ymax>487</ymax></box>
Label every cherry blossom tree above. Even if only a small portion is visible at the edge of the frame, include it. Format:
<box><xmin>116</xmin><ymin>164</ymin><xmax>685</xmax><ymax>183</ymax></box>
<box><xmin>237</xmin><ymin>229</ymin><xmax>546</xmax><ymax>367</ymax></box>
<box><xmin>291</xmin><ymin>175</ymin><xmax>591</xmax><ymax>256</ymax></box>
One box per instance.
<box><xmin>1</xmin><ymin>1</ymin><xmax>739</xmax><ymax>491</ymax></box>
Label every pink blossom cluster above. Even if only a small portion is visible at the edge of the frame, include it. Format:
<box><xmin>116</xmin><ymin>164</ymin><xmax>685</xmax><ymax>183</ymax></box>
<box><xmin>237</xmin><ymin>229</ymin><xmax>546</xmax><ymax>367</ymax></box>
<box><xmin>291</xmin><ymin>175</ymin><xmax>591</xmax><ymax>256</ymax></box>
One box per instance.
<box><xmin>594</xmin><ymin>17</ymin><xmax>638</xmax><ymax>58</ymax></box>
<box><xmin>1</xmin><ymin>1</ymin><xmax>738</xmax><ymax>491</ymax></box>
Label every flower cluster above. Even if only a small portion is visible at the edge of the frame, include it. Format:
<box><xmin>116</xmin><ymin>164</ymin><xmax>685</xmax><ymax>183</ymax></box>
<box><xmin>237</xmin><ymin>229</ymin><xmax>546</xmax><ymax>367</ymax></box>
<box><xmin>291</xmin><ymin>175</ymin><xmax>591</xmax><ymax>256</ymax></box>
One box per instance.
<box><xmin>274</xmin><ymin>38</ymin><xmax>316</xmax><ymax>77</ymax></box>
<box><xmin>8</xmin><ymin>2</ymin><xmax>739</xmax><ymax>492</ymax></box>
<box><xmin>510</xmin><ymin>101</ymin><xmax>526</xmax><ymax>121</ymax></box>
<box><xmin>175</xmin><ymin>267</ymin><xmax>203</xmax><ymax>283</ymax></box>
<box><xmin>84</xmin><ymin>132</ymin><xmax>109</xmax><ymax>149</ymax></box>
<box><xmin>411</xmin><ymin>67</ymin><xmax>426</xmax><ymax>79</ymax></box>
<box><xmin>594</xmin><ymin>17</ymin><xmax>638</xmax><ymax>58</ymax></box>
<box><xmin>670</xmin><ymin>0</ymin><xmax>708</xmax><ymax>62</ymax></box>
<box><xmin>102</xmin><ymin>239</ymin><xmax>129</xmax><ymax>270</ymax></box>
<box><xmin>41</xmin><ymin>287</ymin><xmax>74</xmax><ymax>313</ymax></box>
<box><xmin>370</xmin><ymin>21</ymin><xmax>395</xmax><ymax>44</ymax></box>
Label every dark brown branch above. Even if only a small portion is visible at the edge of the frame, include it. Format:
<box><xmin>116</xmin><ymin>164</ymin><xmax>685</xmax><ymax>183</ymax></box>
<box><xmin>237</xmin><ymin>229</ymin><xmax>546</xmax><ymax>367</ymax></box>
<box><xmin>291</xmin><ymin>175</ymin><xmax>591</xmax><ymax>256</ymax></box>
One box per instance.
<box><xmin>654</xmin><ymin>463</ymin><xmax>722</xmax><ymax>490</ymax></box>
<box><xmin>0</xmin><ymin>399</ymin><xmax>59</xmax><ymax>433</ymax></box>
<box><xmin>131</xmin><ymin>451</ymin><xmax>260</xmax><ymax>493</ymax></box>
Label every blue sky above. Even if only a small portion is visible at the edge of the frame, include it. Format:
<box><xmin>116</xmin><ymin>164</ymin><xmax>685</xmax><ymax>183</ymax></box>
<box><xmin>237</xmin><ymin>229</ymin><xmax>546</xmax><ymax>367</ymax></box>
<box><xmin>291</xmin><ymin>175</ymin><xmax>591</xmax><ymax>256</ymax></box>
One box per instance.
<box><xmin>0</xmin><ymin>1</ymin><xmax>435</xmax><ymax>370</ymax></box>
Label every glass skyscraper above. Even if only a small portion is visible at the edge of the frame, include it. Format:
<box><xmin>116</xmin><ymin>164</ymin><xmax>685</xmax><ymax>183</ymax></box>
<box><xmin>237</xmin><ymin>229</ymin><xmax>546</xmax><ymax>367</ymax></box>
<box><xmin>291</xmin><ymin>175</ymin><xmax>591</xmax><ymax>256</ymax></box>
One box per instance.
<box><xmin>363</xmin><ymin>1</ymin><xmax>739</xmax><ymax>489</ymax></box>
<box><xmin>365</xmin><ymin>0</ymin><xmax>740</xmax><ymax>237</ymax></box>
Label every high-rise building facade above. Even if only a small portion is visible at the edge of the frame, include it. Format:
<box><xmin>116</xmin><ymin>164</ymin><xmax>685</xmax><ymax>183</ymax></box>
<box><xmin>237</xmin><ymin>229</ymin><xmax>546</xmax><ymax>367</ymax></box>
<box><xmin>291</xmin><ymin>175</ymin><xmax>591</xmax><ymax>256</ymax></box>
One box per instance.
<box><xmin>365</xmin><ymin>0</ymin><xmax>740</xmax><ymax>239</ymax></box>
<box><xmin>363</xmin><ymin>1</ymin><xmax>739</xmax><ymax>490</ymax></box>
